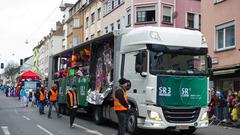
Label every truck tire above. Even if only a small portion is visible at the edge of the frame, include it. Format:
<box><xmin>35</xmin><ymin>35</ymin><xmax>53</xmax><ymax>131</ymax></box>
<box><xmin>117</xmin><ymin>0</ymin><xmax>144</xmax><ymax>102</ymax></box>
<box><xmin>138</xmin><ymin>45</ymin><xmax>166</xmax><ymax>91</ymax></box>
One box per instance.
<box><xmin>180</xmin><ymin>128</ymin><xmax>196</xmax><ymax>135</ymax></box>
<box><xmin>127</xmin><ymin>110</ymin><xmax>140</xmax><ymax>135</ymax></box>
<box><xmin>94</xmin><ymin>106</ymin><xmax>104</xmax><ymax>125</ymax></box>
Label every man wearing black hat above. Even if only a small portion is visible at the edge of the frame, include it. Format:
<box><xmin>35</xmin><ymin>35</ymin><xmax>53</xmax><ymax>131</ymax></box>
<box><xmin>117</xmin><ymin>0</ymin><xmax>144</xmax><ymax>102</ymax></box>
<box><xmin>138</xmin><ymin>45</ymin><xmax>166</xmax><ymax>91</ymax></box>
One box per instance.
<box><xmin>67</xmin><ymin>85</ymin><xmax>79</xmax><ymax>128</ymax></box>
<box><xmin>114</xmin><ymin>78</ymin><xmax>130</xmax><ymax>135</ymax></box>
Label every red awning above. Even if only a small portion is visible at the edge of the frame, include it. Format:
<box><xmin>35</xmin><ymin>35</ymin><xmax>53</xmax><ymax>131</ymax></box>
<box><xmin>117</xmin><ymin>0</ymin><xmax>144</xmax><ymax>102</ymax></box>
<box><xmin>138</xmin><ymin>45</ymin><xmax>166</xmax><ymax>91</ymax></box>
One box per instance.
<box><xmin>20</xmin><ymin>70</ymin><xmax>40</xmax><ymax>80</ymax></box>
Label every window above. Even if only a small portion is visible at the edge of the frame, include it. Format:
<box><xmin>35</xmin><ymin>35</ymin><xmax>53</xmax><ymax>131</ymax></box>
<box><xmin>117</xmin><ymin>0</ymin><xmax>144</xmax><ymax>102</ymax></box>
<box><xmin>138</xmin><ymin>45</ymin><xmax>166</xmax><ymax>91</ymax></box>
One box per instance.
<box><xmin>73</xmin><ymin>36</ymin><xmax>80</xmax><ymax>46</ymax></box>
<box><xmin>216</xmin><ymin>21</ymin><xmax>235</xmax><ymax>50</ymax></box>
<box><xmin>186</xmin><ymin>13</ymin><xmax>200</xmax><ymax>30</ymax></box>
<box><xmin>126</xmin><ymin>9</ymin><xmax>131</xmax><ymax>26</ymax></box>
<box><xmin>105</xmin><ymin>26</ymin><xmax>108</xmax><ymax>33</ymax></box>
<box><xmin>117</xmin><ymin>20</ymin><xmax>121</xmax><ymax>29</ymax></box>
<box><xmin>118</xmin><ymin>0</ymin><xmax>121</xmax><ymax>5</ymax></box>
<box><xmin>91</xmin><ymin>12</ymin><xmax>95</xmax><ymax>25</ymax></box>
<box><xmin>111</xmin><ymin>23</ymin><xmax>114</xmax><ymax>31</ymax></box>
<box><xmin>86</xmin><ymin>17</ymin><xmax>89</xmax><ymax>28</ymax></box>
<box><xmin>136</xmin><ymin>6</ymin><xmax>156</xmax><ymax>23</ymax></box>
<box><xmin>162</xmin><ymin>6</ymin><xmax>172</xmax><ymax>24</ymax></box>
<box><xmin>73</xmin><ymin>18</ymin><xmax>80</xmax><ymax>28</ymax></box>
<box><xmin>97</xmin><ymin>8</ymin><xmax>101</xmax><ymax>20</ymax></box>
<box><xmin>187</xmin><ymin>13</ymin><xmax>194</xmax><ymax>28</ymax></box>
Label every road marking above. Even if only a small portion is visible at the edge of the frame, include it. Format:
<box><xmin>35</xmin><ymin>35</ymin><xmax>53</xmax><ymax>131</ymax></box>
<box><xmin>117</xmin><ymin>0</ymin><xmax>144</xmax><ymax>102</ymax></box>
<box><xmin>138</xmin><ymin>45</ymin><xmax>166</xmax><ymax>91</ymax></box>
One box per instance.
<box><xmin>37</xmin><ymin>125</ymin><xmax>54</xmax><ymax>135</ymax></box>
<box><xmin>22</xmin><ymin>116</ymin><xmax>30</xmax><ymax>121</ymax></box>
<box><xmin>1</xmin><ymin>126</ymin><xmax>10</xmax><ymax>135</ymax></box>
<box><xmin>73</xmin><ymin>123</ymin><xmax>103</xmax><ymax>135</ymax></box>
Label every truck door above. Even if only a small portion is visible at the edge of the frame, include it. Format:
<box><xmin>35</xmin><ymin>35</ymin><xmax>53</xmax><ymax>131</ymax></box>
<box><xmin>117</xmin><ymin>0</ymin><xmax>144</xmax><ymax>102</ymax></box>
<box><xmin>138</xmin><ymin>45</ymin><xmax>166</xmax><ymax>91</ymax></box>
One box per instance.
<box><xmin>123</xmin><ymin>51</ymin><xmax>148</xmax><ymax>103</ymax></box>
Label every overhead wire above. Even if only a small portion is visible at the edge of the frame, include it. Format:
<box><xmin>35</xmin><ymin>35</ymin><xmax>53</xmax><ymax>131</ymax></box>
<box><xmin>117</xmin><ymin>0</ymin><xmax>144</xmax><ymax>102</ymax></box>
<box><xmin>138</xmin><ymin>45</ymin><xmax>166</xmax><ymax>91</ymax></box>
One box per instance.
<box><xmin>26</xmin><ymin>5</ymin><xmax>59</xmax><ymax>44</ymax></box>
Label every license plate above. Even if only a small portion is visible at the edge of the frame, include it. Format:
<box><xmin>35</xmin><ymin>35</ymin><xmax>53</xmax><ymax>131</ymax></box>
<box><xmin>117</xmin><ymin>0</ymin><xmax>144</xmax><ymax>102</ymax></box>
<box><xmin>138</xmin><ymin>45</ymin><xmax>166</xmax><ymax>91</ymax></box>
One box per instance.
<box><xmin>176</xmin><ymin>125</ymin><xmax>189</xmax><ymax>130</ymax></box>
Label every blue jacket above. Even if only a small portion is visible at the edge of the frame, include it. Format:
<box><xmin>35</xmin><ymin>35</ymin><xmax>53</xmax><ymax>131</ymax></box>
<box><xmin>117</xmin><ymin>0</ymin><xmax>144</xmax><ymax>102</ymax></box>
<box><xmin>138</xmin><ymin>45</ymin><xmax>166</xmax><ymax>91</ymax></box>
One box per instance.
<box><xmin>20</xmin><ymin>89</ymin><xmax>26</xmax><ymax>97</ymax></box>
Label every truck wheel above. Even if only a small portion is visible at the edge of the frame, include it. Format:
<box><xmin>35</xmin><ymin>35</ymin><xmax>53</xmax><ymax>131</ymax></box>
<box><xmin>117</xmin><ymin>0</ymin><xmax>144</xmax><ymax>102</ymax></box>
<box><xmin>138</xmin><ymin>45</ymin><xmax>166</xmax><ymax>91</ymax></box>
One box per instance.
<box><xmin>127</xmin><ymin>111</ymin><xmax>139</xmax><ymax>135</ymax></box>
<box><xmin>180</xmin><ymin>128</ymin><xmax>196</xmax><ymax>135</ymax></box>
<box><xmin>94</xmin><ymin>106</ymin><xmax>104</xmax><ymax>125</ymax></box>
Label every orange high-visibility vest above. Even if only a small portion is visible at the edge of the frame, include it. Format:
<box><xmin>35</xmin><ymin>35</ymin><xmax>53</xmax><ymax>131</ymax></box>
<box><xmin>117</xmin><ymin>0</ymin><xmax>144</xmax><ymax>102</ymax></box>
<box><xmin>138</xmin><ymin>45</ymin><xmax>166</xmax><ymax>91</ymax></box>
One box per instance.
<box><xmin>114</xmin><ymin>87</ymin><xmax>128</xmax><ymax>111</ymax></box>
<box><xmin>39</xmin><ymin>90</ymin><xmax>46</xmax><ymax>101</ymax></box>
<box><xmin>50</xmin><ymin>89</ymin><xmax>58</xmax><ymax>102</ymax></box>
<box><xmin>67</xmin><ymin>90</ymin><xmax>79</xmax><ymax>108</ymax></box>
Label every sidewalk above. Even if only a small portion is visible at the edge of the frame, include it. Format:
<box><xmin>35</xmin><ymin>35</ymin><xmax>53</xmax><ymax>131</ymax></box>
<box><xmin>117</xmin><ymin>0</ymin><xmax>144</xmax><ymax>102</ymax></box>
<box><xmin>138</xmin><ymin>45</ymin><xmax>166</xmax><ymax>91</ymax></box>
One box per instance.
<box><xmin>210</xmin><ymin>118</ymin><xmax>240</xmax><ymax>128</ymax></box>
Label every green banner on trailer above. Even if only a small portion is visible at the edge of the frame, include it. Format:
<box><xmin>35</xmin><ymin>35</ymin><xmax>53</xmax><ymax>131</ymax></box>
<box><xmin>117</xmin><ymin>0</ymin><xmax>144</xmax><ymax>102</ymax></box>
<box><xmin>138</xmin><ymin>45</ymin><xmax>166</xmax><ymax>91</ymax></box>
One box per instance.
<box><xmin>58</xmin><ymin>78</ymin><xmax>67</xmax><ymax>104</ymax></box>
<box><xmin>78</xmin><ymin>77</ymin><xmax>89</xmax><ymax>107</ymax></box>
<box><xmin>157</xmin><ymin>76</ymin><xmax>208</xmax><ymax>107</ymax></box>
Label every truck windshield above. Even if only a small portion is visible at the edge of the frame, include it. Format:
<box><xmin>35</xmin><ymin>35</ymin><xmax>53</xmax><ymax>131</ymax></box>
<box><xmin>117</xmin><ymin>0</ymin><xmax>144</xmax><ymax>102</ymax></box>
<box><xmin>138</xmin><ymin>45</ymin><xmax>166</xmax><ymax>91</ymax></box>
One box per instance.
<box><xmin>149</xmin><ymin>46</ymin><xmax>208</xmax><ymax>76</ymax></box>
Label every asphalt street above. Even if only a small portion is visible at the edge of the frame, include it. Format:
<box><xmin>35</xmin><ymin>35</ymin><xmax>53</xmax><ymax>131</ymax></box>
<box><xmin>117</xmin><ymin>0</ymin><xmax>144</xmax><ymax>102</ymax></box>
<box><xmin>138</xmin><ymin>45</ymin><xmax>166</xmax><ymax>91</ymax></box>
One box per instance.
<box><xmin>0</xmin><ymin>92</ymin><xmax>239</xmax><ymax>135</ymax></box>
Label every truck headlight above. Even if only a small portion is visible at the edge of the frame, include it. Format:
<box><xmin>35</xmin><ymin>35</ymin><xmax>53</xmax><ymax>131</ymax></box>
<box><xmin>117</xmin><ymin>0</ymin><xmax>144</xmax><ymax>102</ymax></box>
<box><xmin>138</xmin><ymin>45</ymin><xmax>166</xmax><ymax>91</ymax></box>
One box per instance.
<box><xmin>200</xmin><ymin>112</ymin><xmax>208</xmax><ymax>121</ymax></box>
<box><xmin>147</xmin><ymin>110</ymin><xmax>162</xmax><ymax>121</ymax></box>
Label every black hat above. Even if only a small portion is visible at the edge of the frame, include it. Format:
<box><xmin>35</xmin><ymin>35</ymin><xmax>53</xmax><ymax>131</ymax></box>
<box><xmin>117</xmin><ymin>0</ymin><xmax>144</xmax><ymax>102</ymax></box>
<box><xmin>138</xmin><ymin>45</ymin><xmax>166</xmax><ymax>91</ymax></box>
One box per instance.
<box><xmin>72</xmin><ymin>85</ymin><xmax>76</xmax><ymax>88</ymax></box>
<box><xmin>119</xmin><ymin>78</ymin><xmax>129</xmax><ymax>85</ymax></box>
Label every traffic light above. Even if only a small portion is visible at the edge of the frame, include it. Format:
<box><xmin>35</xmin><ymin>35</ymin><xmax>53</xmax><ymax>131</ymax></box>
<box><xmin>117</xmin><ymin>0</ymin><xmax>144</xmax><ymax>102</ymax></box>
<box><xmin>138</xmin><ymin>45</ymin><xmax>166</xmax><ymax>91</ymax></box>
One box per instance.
<box><xmin>1</xmin><ymin>63</ymin><xmax>4</xmax><ymax>69</ymax></box>
<box><xmin>20</xmin><ymin>59</ymin><xmax>23</xmax><ymax>66</ymax></box>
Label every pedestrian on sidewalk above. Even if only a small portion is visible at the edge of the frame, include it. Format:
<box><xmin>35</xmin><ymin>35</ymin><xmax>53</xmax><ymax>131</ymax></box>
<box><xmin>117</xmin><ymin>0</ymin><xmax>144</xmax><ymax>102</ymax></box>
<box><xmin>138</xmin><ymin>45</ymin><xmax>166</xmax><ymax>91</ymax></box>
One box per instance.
<box><xmin>31</xmin><ymin>89</ymin><xmax>35</xmax><ymax>107</ymax></box>
<box><xmin>114</xmin><ymin>78</ymin><xmax>131</xmax><ymax>135</ymax></box>
<box><xmin>208</xmin><ymin>89</ymin><xmax>218</xmax><ymax>119</ymax></box>
<box><xmin>227</xmin><ymin>93</ymin><xmax>235</xmax><ymax>121</ymax></box>
<box><xmin>48</xmin><ymin>84</ymin><xmax>61</xmax><ymax>118</ymax></box>
<box><xmin>20</xmin><ymin>86</ymin><xmax>27</xmax><ymax>107</ymax></box>
<box><xmin>67</xmin><ymin>85</ymin><xmax>79</xmax><ymax>128</ymax></box>
<box><xmin>35</xmin><ymin>87</ymin><xmax>40</xmax><ymax>107</ymax></box>
<box><xmin>39</xmin><ymin>87</ymin><xmax>47</xmax><ymax>115</ymax></box>
<box><xmin>216</xmin><ymin>91</ymin><xmax>227</xmax><ymax>121</ymax></box>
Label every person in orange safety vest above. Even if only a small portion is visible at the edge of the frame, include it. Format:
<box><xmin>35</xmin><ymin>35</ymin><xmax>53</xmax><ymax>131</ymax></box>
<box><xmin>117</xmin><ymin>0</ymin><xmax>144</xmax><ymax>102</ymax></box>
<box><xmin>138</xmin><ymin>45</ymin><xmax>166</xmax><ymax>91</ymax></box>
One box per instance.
<box><xmin>48</xmin><ymin>84</ymin><xmax>61</xmax><ymax>118</ymax></box>
<box><xmin>67</xmin><ymin>85</ymin><xmax>79</xmax><ymax>128</ymax></box>
<box><xmin>114</xmin><ymin>78</ymin><xmax>131</xmax><ymax>135</ymax></box>
<box><xmin>39</xmin><ymin>87</ymin><xmax>46</xmax><ymax>115</ymax></box>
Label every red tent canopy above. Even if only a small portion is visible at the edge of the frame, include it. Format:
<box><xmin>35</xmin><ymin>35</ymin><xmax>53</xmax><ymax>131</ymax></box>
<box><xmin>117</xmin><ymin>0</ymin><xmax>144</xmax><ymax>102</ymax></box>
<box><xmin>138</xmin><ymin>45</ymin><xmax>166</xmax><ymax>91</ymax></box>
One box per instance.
<box><xmin>20</xmin><ymin>70</ymin><xmax>40</xmax><ymax>80</ymax></box>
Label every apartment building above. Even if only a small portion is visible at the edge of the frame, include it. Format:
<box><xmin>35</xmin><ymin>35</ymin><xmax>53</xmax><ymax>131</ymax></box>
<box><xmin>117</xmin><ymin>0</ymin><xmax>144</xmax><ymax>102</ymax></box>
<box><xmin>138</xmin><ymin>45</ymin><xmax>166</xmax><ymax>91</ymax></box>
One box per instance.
<box><xmin>101</xmin><ymin>0</ymin><xmax>201</xmax><ymax>33</ymax></box>
<box><xmin>37</xmin><ymin>22</ymin><xmax>64</xmax><ymax>80</ymax></box>
<box><xmin>66</xmin><ymin>0</ymin><xmax>85</xmax><ymax>49</ymax></box>
<box><xmin>60</xmin><ymin>3</ymin><xmax>74</xmax><ymax>50</ymax></box>
<box><xmin>202</xmin><ymin>0</ymin><xmax>240</xmax><ymax>94</ymax></box>
<box><xmin>84</xmin><ymin>0</ymin><xmax>103</xmax><ymax>41</ymax></box>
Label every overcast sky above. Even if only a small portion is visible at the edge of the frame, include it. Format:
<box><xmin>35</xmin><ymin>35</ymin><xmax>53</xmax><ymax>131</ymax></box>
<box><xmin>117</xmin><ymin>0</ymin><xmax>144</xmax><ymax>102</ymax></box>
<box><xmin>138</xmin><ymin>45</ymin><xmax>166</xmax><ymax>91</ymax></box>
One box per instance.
<box><xmin>0</xmin><ymin>0</ymin><xmax>76</xmax><ymax>71</ymax></box>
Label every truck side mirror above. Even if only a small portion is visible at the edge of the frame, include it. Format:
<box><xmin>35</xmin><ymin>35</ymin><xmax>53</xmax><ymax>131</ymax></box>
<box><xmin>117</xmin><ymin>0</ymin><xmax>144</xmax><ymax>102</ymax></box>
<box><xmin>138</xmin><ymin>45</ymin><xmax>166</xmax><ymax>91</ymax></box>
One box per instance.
<box><xmin>135</xmin><ymin>53</ymin><xmax>143</xmax><ymax>73</ymax></box>
<box><xmin>207</xmin><ymin>56</ymin><xmax>213</xmax><ymax>76</ymax></box>
<box><xmin>207</xmin><ymin>56</ymin><xmax>212</xmax><ymax>69</ymax></box>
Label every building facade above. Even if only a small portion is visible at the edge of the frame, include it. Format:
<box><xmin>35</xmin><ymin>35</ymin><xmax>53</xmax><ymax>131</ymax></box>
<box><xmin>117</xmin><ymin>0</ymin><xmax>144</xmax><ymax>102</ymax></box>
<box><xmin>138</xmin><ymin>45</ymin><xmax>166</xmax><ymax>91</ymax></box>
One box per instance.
<box><xmin>202</xmin><ymin>0</ymin><xmax>240</xmax><ymax>94</ymax></box>
<box><xmin>33</xmin><ymin>45</ymin><xmax>40</xmax><ymax>73</ymax></box>
<box><xmin>60</xmin><ymin>3</ymin><xmax>74</xmax><ymax>50</ymax></box>
<box><xmin>101</xmin><ymin>0</ymin><xmax>201</xmax><ymax>33</ymax></box>
<box><xmin>83</xmin><ymin>0</ymin><xmax>103</xmax><ymax>41</ymax></box>
<box><xmin>66</xmin><ymin>0</ymin><xmax>85</xmax><ymax>49</ymax></box>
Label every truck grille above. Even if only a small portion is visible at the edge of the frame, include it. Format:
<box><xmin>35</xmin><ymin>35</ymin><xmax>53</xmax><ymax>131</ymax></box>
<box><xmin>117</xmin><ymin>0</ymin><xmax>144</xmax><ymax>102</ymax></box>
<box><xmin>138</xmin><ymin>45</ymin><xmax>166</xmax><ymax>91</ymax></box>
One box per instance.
<box><xmin>162</xmin><ymin>107</ymin><xmax>200</xmax><ymax>123</ymax></box>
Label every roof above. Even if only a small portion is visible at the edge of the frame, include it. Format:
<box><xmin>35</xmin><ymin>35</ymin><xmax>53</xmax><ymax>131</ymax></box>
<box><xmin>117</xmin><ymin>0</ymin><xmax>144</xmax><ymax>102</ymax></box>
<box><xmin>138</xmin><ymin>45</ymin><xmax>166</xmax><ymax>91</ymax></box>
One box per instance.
<box><xmin>121</xmin><ymin>26</ymin><xmax>207</xmax><ymax>53</ymax></box>
<box><xmin>19</xmin><ymin>70</ymin><xmax>40</xmax><ymax>80</ymax></box>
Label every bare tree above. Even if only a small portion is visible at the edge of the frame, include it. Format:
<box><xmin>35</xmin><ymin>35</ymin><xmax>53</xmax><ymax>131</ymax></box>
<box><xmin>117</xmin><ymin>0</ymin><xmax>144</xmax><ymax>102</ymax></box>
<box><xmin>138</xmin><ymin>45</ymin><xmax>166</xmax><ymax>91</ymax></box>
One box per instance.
<box><xmin>3</xmin><ymin>62</ymin><xmax>19</xmax><ymax>86</ymax></box>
